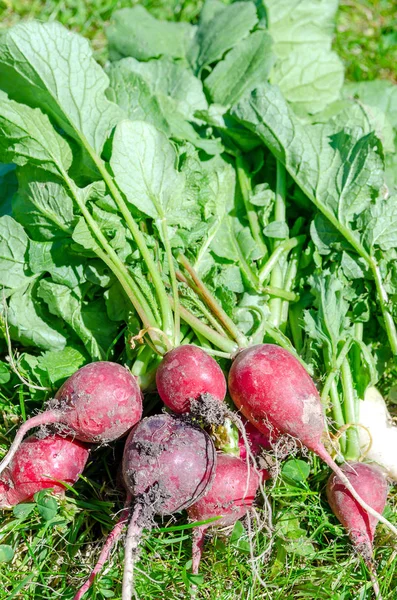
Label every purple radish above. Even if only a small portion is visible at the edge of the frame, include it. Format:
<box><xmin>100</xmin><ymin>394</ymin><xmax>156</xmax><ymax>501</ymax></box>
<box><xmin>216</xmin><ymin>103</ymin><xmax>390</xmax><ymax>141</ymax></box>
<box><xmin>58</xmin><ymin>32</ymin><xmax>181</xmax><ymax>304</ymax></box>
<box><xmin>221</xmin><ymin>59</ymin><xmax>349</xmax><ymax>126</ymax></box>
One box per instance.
<box><xmin>187</xmin><ymin>453</ymin><xmax>262</xmax><ymax>574</ymax></box>
<box><xmin>0</xmin><ymin>362</ymin><xmax>142</xmax><ymax>476</ymax></box>
<box><xmin>228</xmin><ymin>344</ymin><xmax>397</xmax><ymax>538</ymax></box>
<box><xmin>121</xmin><ymin>414</ymin><xmax>217</xmax><ymax>599</ymax></box>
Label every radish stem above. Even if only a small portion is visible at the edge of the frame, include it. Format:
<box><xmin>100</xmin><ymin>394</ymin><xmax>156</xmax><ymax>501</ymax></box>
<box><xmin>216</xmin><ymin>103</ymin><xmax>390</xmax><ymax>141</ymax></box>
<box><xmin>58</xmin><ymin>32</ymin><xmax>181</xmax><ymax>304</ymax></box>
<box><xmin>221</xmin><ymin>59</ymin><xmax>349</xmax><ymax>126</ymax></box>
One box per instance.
<box><xmin>178</xmin><ymin>254</ymin><xmax>248</xmax><ymax>347</ymax></box>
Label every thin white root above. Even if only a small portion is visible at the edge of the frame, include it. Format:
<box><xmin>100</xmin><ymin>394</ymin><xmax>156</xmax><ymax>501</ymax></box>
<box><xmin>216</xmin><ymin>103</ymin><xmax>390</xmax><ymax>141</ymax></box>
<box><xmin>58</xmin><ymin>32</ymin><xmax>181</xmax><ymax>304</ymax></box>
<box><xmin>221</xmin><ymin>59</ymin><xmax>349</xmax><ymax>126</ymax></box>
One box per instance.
<box><xmin>368</xmin><ymin>566</ymin><xmax>382</xmax><ymax>600</ymax></box>
<box><xmin>122</xmin><ymin>503</ymin><xmax>144</xmax><ymax>600</ymax></box>
<box><xmin>227</xmin><ymin>410</ymin><xmax>273</xmax><ymax>536</ymax></box>
<box><xmin>246</xmin><ymin>510</ymin><xmax>270</xmax><ymax>591</ymax></box>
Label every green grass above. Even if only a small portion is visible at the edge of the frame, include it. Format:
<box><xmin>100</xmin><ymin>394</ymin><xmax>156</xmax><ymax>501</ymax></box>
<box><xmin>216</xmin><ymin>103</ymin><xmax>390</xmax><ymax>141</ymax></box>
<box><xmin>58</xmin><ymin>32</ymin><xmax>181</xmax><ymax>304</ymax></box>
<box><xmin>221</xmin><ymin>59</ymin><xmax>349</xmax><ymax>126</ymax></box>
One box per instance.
<box><xmin>335</xmin><ymin>0</ymin><xmax>397</xmax><ymax>83</ymax></box>
<box><xmin>0</xmin><ymin>1</ymin><xmax>396</xmax><ymax>599</ymax></box>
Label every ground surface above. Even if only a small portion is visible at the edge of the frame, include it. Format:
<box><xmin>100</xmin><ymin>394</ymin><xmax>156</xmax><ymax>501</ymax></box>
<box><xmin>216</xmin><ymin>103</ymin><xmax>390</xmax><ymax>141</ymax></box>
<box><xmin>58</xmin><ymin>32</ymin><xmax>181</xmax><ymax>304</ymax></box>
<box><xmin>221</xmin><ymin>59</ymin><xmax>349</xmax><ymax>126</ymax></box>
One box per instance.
<box><xmin>0</xmin><ymin>1</ymin><xmax>396</xmax><ymax>599</ymax></box>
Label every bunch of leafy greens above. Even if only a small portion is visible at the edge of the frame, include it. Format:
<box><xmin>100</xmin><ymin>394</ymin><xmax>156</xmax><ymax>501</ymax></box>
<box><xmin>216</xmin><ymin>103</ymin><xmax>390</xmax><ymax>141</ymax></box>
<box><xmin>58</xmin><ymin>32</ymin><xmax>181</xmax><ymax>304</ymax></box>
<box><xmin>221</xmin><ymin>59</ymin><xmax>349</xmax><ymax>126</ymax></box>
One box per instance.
<box><xmin>0</xmin><ymin>0</ymin><xmax>396</xmax><ymax>468</ymax></box>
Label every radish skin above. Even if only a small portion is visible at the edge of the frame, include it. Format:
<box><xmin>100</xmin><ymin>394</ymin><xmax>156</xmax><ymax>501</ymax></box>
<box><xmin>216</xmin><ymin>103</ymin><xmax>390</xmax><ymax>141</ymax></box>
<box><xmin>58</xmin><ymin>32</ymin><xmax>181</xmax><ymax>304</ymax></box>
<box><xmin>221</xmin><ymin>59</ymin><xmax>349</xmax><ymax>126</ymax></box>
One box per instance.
<box><xmin>238</xmin><ymin>418</ymin><xmax>273</xmax><ymax>459</ymax></box>
<box><xmin>327</xmin><ymin>462</ymin><xmax>388</xmax><ymax>562</ymax></box>
<box><xmin>0</xmin><ymin>434</ymin><xmax>89</xmax><ymax>507</ymax></box>
<box><xmin>327</xmin><ymin>462</ymin><xmax>388</xmax><ymax>598</ymax></box>
<box><xmin>187</xmin><ymin>453</ymin><xmax>262</xmax><ymax>574</ymax></box>
<box><xmin>0</xmin><ymin>362</ymin><xmax>142</xmax><ymax>477</ymax></box>
<box><xmin>156</xmin><ymin>345</ymin><xmax>227</xmax><ymax>414</ymax></box>
<box><xmin>228</xmin><ymin>344</ymin><xmax>397</xmax><ymax>538</ymax></box>
<box><xmin>121</xmin><ymin>414</ymin><xmax>217</xmax><ymax>597</ymax></box>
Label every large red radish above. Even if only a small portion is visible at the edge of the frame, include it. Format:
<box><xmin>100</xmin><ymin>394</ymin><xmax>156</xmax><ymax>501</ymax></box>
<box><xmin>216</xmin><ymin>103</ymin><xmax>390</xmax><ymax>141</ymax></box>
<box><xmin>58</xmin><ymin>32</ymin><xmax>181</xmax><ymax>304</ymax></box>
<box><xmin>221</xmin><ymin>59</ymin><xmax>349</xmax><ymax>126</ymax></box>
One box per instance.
<box><xmin>228</xmin><ymin>344</ymin><xmax>397</xmax><ymax>538</ymax></box>
<box><xmin>0</xmin><ymin>362</ymin><xmax>142</xmax><ymax>476</ymax></box>
<box><xmin>0</xmin><ymin>434</ymin><xmax>89</xmax><ymax>507</ymax></box>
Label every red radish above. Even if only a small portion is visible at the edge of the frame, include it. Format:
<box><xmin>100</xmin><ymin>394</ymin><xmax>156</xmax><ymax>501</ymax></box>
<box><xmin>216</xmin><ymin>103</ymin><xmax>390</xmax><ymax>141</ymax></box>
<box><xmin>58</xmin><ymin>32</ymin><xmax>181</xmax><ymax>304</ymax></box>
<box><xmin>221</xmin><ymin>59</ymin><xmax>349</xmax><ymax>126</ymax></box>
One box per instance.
<box><xmin>0</xmin><ymin>362</ymin><xmax>142</xmax><ymax>476</ymax></box>
<box><xmin>228</xmin><ymin>344</ymin><xmax>397</xmax><ymax>538</ymax></box>
<box><xmin>0</xmin><ymin>434</ymin><xmax>89</xmax><ymax>507</ymax></box>
<box><xmin>238</xmin><ymin>418</ymin><xmax>273</xmax><ymax>460</ymax></box>
<box><xmin>187</xmin><ymin>453</ymin><xmax>262</xmax><ymax>574</ymax></box>
<box><xmin>121</xmin><ymin>414</ymin><xmax>217</xmax><ymax>599</ymax></box>
<box><xmin>327</xmin><ymin>462</ymin><xmax>388</xmax><ymax>562</ymax></box>
<box><xmin>156</xmin><ymin>345</ymin><xmax>227</xmax><ymax>413</ymax></box>
<box><xmin>327</xmin><ymin>462</ymin><xmax>388</xmax><ymax>598</ymax></box>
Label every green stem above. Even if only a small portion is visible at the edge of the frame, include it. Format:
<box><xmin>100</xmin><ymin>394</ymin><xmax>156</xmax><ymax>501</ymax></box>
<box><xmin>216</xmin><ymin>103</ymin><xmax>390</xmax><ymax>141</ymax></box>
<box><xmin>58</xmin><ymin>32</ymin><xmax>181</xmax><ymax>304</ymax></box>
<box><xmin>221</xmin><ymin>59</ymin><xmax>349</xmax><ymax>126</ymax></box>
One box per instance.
<box><xmin>320</xmin><ymin>339</ymin><xmax>353</xmax><ymax>408</ymax></box>
<box><xmin>193</xmin><ymin>330</ymin><xmax>211</xmax><ymax>349</ymax></box>
<box><xmin>236</xmin><ymin>155</ymin><xmax>268</xmax><ymax>256</ymax></box>
<box><xmin>176</xmin><ymin>271</ymin><xmax>231</xmax><ymax>338</ymax></box>
<box><xmin>174</xmin><ymin>301</ymin><xmax>238</xmax><ymax>354</ymax></box>
<box><xmin>263</xmin><ymin>287</ymin><xmax>298</xmax><ymax>302</ymax></box>
<box><xmin>279</xmin><ymin>246</ymin><xmax>302</xmax><ymax>332</ymax></box>
<box><xmin>340</xmin><ymin>357</ymin><xmax>360</xmax><ymax>461</ymax></box>
<box><xmin>352</xmin><ymin>322</ymin><xmax>363</xmax><ymax>379</ymax></box>
<box><xmin>191</xmin><ymin>345</ymin><xmax>232</xmax><ymax>359</ymax></box>
<box><xmin>64</xmin><ymin>176</ymin><xmax>159</xmax><ymax>336</ymax></box>
<box><xmin>329</xmin><ymin>380</ymin><xmax>346</xmax><ymax>455</ymax></box>
<box><xmin>87</xmin><ymin>152</ymin><xmax>174</xmax><ymax>338</ymax></box>
<box><xmin>288</xmin><ymin>303</ymin><xmax>303</xmax><ymax>354</ymax></box>
<box><xmin>371</xmin><ymin>260</ymin><xmax>397</xmax><ymax>354</ymax></box>
<box><xmin>178</xmin><ymin>255</ymin><xmax>248</xmax><ymax>347</ymax></box>
<box><xmin>160</xmin><ymin>218</ymin><xmax>179</xmax><ymax>346</ymax></box>
<box><xmin>131</xmin><ymin>345</ymin><xmax>154</xmax><ymax>378</ymax></box>
<box><xmin>268</xmin><ymin>162</ymin><xmax>287</xmax><ymax>327</ymax></box>
<box><xmin>258</xmin><ymin>236</ymin><xmax>305</xmax><ymax>284</ymax></box>
<box><xmin>183</xmin><ymin>294</ymin><xmax>230</xmax><ymax>339</ymax></box>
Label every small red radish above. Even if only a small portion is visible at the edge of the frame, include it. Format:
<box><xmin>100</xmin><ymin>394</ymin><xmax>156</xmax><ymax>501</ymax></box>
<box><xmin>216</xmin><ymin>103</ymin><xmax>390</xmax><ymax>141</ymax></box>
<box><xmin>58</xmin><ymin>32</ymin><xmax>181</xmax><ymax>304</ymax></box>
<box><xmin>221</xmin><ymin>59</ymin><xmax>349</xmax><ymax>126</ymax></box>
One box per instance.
<box><xmin>0</xmin><ymin>362</ymin><xmax>142</xmax><ymax>476</ymax></box>
<box><xmin>121</xmin><ymin>414</ymin><xmax>217</xmax><ymax>599</ymax></box>
<box><xmin>187</xmin><ymin>453</ymin><xmax>262</xmax><ymax>574</ymax></box>
<box><xmin>228</xmin><ymin>344</ymin><xmax>397</xmax><ymax>538</ymax></box>
<box><xmin>156</xmin><ymin>345</ymin><xmax>227</xmax><ymax>413</ymax></box>
<box><xmin>238</xmin><ymin>418</ymin><xmax>273</xmax><ymax>460</ymax></box>
<box><xmin>0</xmin><ymin>434</ymin><xmax>89</xmax><ymax>508</ymax></box>
<box><xmin>327</xmin><ymin>462</ymin><xmax>388</xmax><ymax>598</ymax></box>
<box><xmin>327</xmin><ymin>462</ymin><xmax>388</xmax><ymax>563</ymax></box>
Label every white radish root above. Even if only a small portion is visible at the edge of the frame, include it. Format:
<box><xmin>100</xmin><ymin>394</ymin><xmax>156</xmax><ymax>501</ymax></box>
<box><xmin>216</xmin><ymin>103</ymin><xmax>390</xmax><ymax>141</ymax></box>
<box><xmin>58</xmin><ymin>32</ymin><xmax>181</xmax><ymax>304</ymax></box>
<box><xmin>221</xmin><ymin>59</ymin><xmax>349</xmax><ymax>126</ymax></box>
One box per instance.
<box><xmin>358</xmin><ymin>386</ymin><xmax>397</xmax><ymax>481</ymax></box>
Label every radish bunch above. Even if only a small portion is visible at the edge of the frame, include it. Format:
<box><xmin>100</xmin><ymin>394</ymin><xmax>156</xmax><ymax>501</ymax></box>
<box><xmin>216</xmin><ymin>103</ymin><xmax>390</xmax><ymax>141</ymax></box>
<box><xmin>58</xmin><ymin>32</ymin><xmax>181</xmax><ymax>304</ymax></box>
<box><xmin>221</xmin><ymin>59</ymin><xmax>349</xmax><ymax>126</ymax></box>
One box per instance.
<box><xmin>1</xmin><ymin>342</ymin><xmax>395</xmax><ymax>600</ymax></box>
<box><xmin>155</xmin><ymin>343</ymin><xmax>396</xmax><ymax>590</ymax></box>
